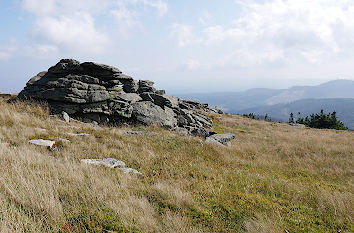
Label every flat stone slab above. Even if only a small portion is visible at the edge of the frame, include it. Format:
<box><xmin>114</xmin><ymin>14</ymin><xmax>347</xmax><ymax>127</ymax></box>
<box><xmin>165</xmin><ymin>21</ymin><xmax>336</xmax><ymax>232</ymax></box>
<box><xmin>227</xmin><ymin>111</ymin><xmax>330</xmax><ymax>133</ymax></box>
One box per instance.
<box><xmin>67</xmin><ymin>133</ymin><xmax>91</xmax><ymax>137</ymax></box>
<box><xmin>289</xmin><ymin>123</ymin><xmax>307</xmax><ymax>128</ymax></box>
<box><xmin>205</xmin><ymin>137</ymin><xmax>225</xmax><ymax>147</ymax></box>
<box><xmin>81</xmin><ymin>158</ymin><xmax>126</xmax><ymax>168</ymax></box>
<box><xmin>206</xmin><ymin>133</ymin><xmax>235</xmax><ymax>146</ymax></box>
<box><xmin>124</xmin><ymin>131</ymin><xmax>157</xmax><ymax>136</ymax></box>
<box><xmin>81</xmin><ymin>158</ymin><xmax>142</xmax><ymax>175</ymax></box>
<box><xmin>57</xmin><ymin>137</ymin><xmax>71</xmax><ymax>143</ymax></box>
<box><xmin>119</xmin><ymin>167</ymin><xmax>142</xmax><ymax>175</ymax></box>
<box><xmin>34</xmin><ymin>127</ymin><xmax>47</xmax><ymax>133</ymax></box>
<box><xmin>29</xmin><ymin>139</ymin><xmax>56</xmax><ymax>148</ymax></box>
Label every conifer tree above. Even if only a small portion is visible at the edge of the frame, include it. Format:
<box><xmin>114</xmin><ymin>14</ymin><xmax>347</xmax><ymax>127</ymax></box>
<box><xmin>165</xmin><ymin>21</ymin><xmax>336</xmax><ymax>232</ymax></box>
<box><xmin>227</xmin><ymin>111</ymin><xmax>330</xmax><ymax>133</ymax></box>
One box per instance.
<box><xmin>289</xmin><ymin>112</ymin><xmax>295</xmax><ymax>123</ymax></box>
<box><xmin>293</xmin><ymin>110</ymin><xmax>347</xmax><ymax>130</ymax></box>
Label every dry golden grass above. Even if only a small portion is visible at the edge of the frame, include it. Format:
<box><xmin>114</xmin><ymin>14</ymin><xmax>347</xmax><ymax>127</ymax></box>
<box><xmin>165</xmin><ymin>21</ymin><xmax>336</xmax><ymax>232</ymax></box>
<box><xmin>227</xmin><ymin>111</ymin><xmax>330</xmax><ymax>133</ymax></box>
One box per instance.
<box><xmin>0</xmin><ymin>98</ymin><xmax>353</xmax><ymax>232</ymax></box>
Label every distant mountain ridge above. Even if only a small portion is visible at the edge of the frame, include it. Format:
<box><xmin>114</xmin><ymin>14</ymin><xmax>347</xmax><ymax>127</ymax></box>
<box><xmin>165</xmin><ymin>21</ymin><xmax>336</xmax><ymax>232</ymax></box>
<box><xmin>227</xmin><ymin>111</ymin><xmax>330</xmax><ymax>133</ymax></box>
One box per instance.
<box><xmin>265</xmin><ymin>80</ymin><xmax>354</xmax><ymax>105</ymax></box>
<box><xmin>238</xmin><ymin>98</ymin><xmax>354</xmax><ymax>129</ymax></box>
<box><xmin>178</xmin><ymin>79</ymin><xmax>354</xmax><ymax>129</ymax></box>
<box><xmin>178</xmin><ymin>79</ymin><xmax>354</xmax><ymax>112</ymax></box>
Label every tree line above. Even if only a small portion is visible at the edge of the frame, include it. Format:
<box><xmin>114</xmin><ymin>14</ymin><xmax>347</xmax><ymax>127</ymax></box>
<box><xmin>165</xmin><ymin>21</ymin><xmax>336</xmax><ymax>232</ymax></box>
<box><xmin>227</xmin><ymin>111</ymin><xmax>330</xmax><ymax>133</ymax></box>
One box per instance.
<box><xmin>242</xmin><ymin>109</ymin><xmax>348</xmax><ymax>130</ymax></box>
<box><xmin>289</xmin><ymin>110</ymin><xmax>347</xmax><ymax>130</ymax></box>
<box><xmin>242</xmin><ymin>113</ymin><xmax>273</xmax><ymax>122</ymax></box>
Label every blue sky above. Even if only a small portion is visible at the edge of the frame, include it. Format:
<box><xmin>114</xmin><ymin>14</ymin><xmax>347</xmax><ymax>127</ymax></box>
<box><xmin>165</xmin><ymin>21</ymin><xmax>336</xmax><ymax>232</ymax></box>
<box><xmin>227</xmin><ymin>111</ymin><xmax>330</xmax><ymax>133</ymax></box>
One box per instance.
<box><xmin>1</xmin><ymin>0</ymin><xmax>354</xmax><ymax>93</ymax></box>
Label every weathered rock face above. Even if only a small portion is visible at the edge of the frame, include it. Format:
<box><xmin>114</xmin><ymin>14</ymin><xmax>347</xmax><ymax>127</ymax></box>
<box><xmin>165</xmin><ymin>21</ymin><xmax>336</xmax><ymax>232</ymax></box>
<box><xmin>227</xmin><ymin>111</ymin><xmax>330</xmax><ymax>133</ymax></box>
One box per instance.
<box><xmin>17</xmin><ymin>59</ymin><xmax>219</xmax><ymax>135</ymax></box>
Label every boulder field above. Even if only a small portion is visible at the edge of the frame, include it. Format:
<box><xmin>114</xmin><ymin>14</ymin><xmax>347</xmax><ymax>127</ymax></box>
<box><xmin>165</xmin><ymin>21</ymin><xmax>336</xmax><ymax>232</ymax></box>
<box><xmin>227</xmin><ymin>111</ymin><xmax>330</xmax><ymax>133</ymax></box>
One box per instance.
<box><xmin>16</xmin><ymin>59</ymin><xmax>224</xmax><ymax>137</ymax></box>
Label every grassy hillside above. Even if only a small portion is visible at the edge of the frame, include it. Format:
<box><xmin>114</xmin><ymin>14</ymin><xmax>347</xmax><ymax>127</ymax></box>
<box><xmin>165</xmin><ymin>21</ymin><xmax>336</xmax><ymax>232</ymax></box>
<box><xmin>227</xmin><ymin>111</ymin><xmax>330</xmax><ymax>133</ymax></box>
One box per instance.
<box><xmin>0</xmin><ymin>98</ymin><xmax>353</xmax><ymax>232</ymax></box>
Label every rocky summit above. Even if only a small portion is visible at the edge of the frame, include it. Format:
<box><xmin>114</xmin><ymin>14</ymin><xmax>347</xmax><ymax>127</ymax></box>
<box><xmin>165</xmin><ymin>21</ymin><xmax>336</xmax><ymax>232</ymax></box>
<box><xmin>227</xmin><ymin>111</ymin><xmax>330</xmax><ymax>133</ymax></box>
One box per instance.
<box><xmin>17</xmin><ymin>59</ymin><xmax>221</xmax><ymax>136</ymax></box>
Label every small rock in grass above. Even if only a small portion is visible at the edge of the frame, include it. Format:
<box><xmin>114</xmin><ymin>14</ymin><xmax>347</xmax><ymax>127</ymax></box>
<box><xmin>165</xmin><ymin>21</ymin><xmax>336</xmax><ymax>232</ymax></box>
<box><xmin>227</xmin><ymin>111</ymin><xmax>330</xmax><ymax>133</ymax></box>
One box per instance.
<box><xmin>67</xmin><ymin>133</ymin><xmax>91</xmax><ymax>137</ymax></box>
<box><xmin>289</xmin><ymin>123</ymin><xmax>306</xmax><ymax>128</ymax></box>
<box><xmin>124</xmin><ymin>131</ymin><xmax>157</xmax><ymax>136</ymax></box>
<box><xmin>0</xmin><ymin>141</ymin><xmax>10</xmax><ymax>147</ymax></box>
<box><xmin>57</xmin><ymin>138</ymin><xmax>71</xmax><ymax>143</ymax></box>
<box><xmin>190</xmin><ymin>127</ymin><xmax>209</xmax><ymax>137</ymax></box>
<box><xmin>81</xmin><ymin>158</ymin><xmax>142</xmax><ymax>174</ymax></box>
<box><xmin>29</xmin><ymin>139</ymin><xmax>56</xmax><ymax>148</ymax></box>
<box><xmin>118</xmin><ymin>167</ymin><xmax>142</xmax><ymax>175</ymax></box>
<box><xmin>34</xmin><ymin>127</ymin><xmax>47</xmax><ymax>133</ymax></box>
<box><xmin>173</xmin><ymin>127</ymin><xmax>190</xmax><ymax>136</ymax></box>
<box><xmin>81</xmin><ymin>158</ymin><xmax>126</xmax><ymax>169</ymax></box>
<box><xmin>61</xmin><ymin>111</ymin><xmax>70</xmax><ymax>123</ymax></box>
<box><xmin>206</xmin><ymin>133</ymin><xmax>235</xmax><ymax>146</ymax></box>
<box><xmin>205</xmin><ymin>137</ymin><xmax>225</xmax><ymax>147</ymax></box>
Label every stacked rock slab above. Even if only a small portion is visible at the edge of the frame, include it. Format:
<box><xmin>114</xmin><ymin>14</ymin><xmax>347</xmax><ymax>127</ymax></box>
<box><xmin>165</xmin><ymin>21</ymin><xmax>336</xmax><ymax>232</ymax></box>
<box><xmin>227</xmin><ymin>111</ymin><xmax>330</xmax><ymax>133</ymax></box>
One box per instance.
<box><xmin>17</xmin><ymin>59</ymin><xmax>216</xmax><ymax>136</ymax></box>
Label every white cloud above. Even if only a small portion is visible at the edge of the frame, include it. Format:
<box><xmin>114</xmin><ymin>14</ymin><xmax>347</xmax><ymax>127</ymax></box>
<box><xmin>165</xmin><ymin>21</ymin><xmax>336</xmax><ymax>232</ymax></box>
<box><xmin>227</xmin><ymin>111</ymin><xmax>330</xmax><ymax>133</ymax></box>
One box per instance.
<box><xmin>20</xmin><ymin>44</ymin><xmax>59</xmax><ymax>59</ymax></box>
<box><xmin>111</xmin><ymin>6</ymin><xmax>141</xmax><ymax>35</ymax></box>
<box><xmin>110</xmin><ymin>0</ymin><xmax>168</xmax><ymax>34</ymax></box>
<box><xmin>143</xmin><ymin>0</ymin><xmax>168</xmax><ymax>17</ymax></box>
<box><xmin>171</xmin><ymin>24</ymin><xmax>201</xmax><ymax>47</ymax></box>
<box><xmin>0</xmin><ymin>39</ymin><xmax>59</xmax><ymax>61</ymax></box>
<box><xmin>22</xmin><ymin>0</ymin><xmax>113</xmax><ymax>15</ymax></box>
<box><xmin>198</xmin><ymin>10</ymin><xmax>212</xmax><ymax>25</ymax></box>
<box><xmin>226</xmin><ymin>0</ymin><xmax>354</xmax><ymax>64</ymax></box>
<box><xmin>21</xmin><ymin>0</ymin><xmax>168</xmax><ymax>54</ymax></box>
<box><xmin>35</xmin><ymin>44</ymin><xmax>59</xmax><ymax>56</ymax></box>
<box><xmin>0</xmin><ymin>40</ymin><xmax>18</xmax><ymax>60</ymax></box>
<box><xmin>22</xmin><ymin>0</ymin><xmax>111</xmax><ymax>54</ymax></box>
<box><xmin>21</xmin><ymin>0</ymin><xmax>56</xmax><ymax>15</ymax></box>
<box><xmin>184</xmin><ymin>59</ymin><xmax>203</xmax><ymax>70</ymax></box>
<box><xmin>173</xmin><ymin>0</ymin><xmax>354</xmax><ymax>67</ymax></box>
<box><xmin>55</xmin><ymin>0</ymin><xmax>113</xmax><ymax>14</ymax></box>
<box><xmin>33</xmin><ymin>13</ymin><xmax>110</xmax><ymax>53</ymax></box>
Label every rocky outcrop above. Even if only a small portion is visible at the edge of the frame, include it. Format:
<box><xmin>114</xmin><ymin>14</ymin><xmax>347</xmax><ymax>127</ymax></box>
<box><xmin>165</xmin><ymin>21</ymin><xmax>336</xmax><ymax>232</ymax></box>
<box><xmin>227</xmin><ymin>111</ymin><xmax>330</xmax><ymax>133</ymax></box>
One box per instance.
<box><xmin>16</xmin><ymin>59</ymin><xmax>221</xmax><ymax>136</ymax></box>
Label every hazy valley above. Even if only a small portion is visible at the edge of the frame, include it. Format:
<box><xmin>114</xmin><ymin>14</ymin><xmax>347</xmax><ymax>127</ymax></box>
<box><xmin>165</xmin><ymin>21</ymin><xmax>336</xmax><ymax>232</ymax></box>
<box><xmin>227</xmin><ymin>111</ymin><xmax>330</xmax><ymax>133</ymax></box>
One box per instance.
<box><xmin>180</xmin><ymin>80</ymin><xmax>354</xmax><ymax>128</ymax></box>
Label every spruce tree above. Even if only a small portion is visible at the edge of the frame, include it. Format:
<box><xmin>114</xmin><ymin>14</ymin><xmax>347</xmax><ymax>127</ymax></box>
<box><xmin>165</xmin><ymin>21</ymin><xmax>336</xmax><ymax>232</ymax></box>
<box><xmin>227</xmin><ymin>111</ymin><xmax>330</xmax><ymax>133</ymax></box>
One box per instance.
<box><xmin>294</xmin><ymin>110</ymin><xmax>347</xmax><ymax>130</ymax></box>
<box><xmin>289</xmin><ymin>112</ymin><xmax>295</xmax><ymax>123</ymax></box>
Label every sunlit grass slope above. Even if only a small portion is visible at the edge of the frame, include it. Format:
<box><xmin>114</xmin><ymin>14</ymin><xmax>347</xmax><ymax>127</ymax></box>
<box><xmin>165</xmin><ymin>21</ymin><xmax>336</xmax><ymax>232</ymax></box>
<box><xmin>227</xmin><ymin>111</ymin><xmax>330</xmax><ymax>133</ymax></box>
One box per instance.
<box><xmin>0</xmin><ymin>98</ymin><xmax>353</xmax><ymax>232</ymax></box>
